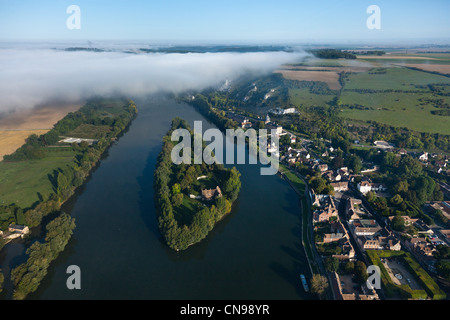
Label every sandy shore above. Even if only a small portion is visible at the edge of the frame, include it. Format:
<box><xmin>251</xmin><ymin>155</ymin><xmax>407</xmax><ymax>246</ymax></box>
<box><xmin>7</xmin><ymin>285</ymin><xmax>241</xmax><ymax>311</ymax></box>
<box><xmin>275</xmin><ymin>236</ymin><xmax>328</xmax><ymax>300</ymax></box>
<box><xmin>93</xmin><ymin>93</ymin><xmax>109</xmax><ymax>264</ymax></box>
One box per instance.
<box><xmin>0</xmin><ymin>103</ymin><xmax>83</xmax><ymax>161</ymax></box>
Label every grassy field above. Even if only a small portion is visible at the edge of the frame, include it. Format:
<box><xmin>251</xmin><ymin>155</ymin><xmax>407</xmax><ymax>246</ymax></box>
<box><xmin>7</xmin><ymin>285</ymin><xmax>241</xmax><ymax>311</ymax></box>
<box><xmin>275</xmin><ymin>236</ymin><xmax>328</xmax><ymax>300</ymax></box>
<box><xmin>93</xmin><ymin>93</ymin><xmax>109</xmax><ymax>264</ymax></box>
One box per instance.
<box><xmin>342</xmin><ymin>67</ymin><xmax>449</xmax><ymax>91</ymax></box>
<box><xmin>284</xmin><ymin>61</ymin><xmax>450</xmax><ymax>135</ymax></box>
<box><xmin>339</xmin><ymin>91</ymin><xmax>450</xmax><ymax>135</ymax></box>
<box><xmin>173</xmin><ymin>196</ymin><xmax>201</xmax><ymax>226</ymax></box>
<box><xmin>279</xmin><ymin>164</ymin><xmax>306</xmax><ymax>195</ymax></box>
<box><xmin>0</xmin><ymin>148</ymin><xmax>77</xmax><ymax>209</ymax></box>
<box><xmin>290</xmin><ymin>88</ymin><xmax>337</xmax><ymax>109</ymax></box>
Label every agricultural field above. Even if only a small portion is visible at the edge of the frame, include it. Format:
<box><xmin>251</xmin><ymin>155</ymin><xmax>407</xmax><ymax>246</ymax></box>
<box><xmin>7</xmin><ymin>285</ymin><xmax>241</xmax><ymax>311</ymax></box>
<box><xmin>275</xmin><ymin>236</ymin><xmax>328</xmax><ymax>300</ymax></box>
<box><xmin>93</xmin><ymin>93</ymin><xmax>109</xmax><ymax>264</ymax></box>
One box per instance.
<box><xmin>282</xmin><ymin>55</ymin><xmax>450</xmax><ymax>136</ymax></box>
<box><xmin>290</xmin><ymin>87</ymin><xmax>336</xmax><ymax>109</ymax></box>
<box><xmin>275</xmin><ymin>69</ymin><xmax>341</xmax><ymax>90</ymax></box>
<box><xmin>0</xmin><ymin>148</ymin><xmax>77</xmax><ymax>209</ymax></box>
<box><xmin>341</xmin><ymin>67</ymin><xmax>449</xmax><ymax>91</ymax></box>
<box><xmin>0</xmin><ymin>129</ymin><xmax>48</xmax><ymax>161</ymax></box>
<box><xmin>338</xmin><ymin>91</ymin><xmax>450</xmax><ymax>135</ymax></box>
<box><xmin>0</xmin><ymin>103</ymin><xmax>82</xmax><ymax>161</ymax></box>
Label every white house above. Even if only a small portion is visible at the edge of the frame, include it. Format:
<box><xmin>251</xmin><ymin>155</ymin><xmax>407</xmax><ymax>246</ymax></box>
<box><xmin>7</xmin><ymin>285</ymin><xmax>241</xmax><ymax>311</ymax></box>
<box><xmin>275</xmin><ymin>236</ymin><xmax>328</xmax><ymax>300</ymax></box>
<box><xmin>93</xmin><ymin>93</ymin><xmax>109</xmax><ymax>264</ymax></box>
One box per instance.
<box><xmin>418</xmin><ymin>152</ymin><xmax>428</xmax><ymax>162</ymax></box>
<box><xmin>357</xmin><ymin>181</ymin><xmax>372</xmax><ymax>194</ymax></box>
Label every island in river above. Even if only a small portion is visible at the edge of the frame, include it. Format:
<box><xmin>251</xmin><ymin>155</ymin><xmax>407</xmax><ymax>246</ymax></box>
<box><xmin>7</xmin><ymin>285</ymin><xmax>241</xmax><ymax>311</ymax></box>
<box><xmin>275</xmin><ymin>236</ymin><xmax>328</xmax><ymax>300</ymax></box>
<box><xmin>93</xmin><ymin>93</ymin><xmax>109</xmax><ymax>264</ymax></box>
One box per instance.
<box><xmin>154</xmin><ymin>117</ymin><xmax>241</xmax><ymax>251</ymax></box>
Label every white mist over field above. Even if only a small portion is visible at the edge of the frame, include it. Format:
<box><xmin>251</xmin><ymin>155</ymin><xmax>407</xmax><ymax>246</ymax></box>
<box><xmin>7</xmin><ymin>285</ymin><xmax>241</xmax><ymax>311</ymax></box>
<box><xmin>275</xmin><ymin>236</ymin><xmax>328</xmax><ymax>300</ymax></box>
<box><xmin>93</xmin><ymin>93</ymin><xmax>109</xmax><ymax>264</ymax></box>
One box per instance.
<box><xmin>0</xmin><ymin>45</ymin><xmax>308</xmax><ymax>113</ymax></box>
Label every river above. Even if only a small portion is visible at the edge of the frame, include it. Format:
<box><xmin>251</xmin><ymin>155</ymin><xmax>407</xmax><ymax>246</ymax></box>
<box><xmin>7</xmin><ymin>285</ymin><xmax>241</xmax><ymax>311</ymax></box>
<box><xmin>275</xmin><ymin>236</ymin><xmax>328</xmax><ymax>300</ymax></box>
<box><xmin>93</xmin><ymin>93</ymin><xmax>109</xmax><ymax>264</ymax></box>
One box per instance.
<box><xmin>1</xmin><ymin>95</ymin><xmax>312</xmax><ymax>300</ymax></box>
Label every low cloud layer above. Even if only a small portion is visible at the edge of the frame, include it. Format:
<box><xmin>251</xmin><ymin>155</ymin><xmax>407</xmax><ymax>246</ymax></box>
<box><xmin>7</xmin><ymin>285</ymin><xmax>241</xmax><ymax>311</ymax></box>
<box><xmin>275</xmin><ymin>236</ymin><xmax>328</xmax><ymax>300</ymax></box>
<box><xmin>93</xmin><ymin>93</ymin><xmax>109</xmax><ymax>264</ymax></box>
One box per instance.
<box><xmin>0</xmin><ymin>47</ymin><xmax>308</xmax><ymax>113</ymax></box>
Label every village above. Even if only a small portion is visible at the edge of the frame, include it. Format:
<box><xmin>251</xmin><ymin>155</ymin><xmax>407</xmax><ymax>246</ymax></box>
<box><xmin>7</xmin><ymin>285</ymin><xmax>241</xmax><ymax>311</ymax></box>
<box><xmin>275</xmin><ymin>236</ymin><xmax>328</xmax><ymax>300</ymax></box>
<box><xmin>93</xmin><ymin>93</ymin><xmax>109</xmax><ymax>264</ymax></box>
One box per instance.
<box><xmin>224</xmin><ymin>109</ymin><xmax>450</xmax><ymax>300</ymax></box>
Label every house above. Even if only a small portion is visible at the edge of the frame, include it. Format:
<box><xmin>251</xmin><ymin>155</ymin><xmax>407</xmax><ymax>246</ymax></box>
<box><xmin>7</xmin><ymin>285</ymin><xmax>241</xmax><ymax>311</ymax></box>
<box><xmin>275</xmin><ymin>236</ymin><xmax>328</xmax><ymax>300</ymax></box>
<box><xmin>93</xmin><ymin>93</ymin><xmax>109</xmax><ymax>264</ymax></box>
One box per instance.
<box><xmin>241</xmin><ymin>119</ymin><xmax>252</xmax><ymax>129</ymax></box>
<box><xmin>374</xmin><ymin>140</ymin><xmax>394</xmax><ymax>149</ymax></box>
<box><xmin>330</xmin><ymin>181</ymin><xmax>349</xmax><ymax>192</ymax></box>
<box><xmin>7</xmin><ymin>224</ymin><xmax>30</xmax><ymax>239</ymax></box>
<box><xmin>377</xmin><ymin>228</ymin><xmax>402</xmax><ymax>251</ymax></box>
<box><xmin>322</xmin><ymin>233</ymin><xmax>344</xmax><ymax>243</ymax></box>
<box><xmin>353</xmin><ymin>219</ymin><xmax>381</xmax><ymax>236</ymax></box>
<box><xmin>357</xmin><ymin>181</ymin><xmax>372</xmax><ymax>194</ymax></box>
<box><xmin>338</xmin><ymin>167</ymin><xmax>349</xmax><ymax>177</ymax></box>
<box><xmin>407</xmin><ymin>237</ymin><xmax>435</xmax><ymax>257</ymax></box>
<box><xmin>359</xmin><ymin>237</ymin><xmax>382</xmax><ymax>250</ymax></box>
<box><xmin>290</xmin><ymin>134</ymin><xmax>297</xmax><ymax>144</ymax></box>
<box><xmin>317</xmin><ymin>164</ymin><xmax>329</xmax><ymax>172</ymax></box>
<box><xmin>388</xmin><ymin>215</ymin><xmax>419</xmax><ymax>226</ymax></box>
<box><xmin>346</xmin><ymin>198</ymin><xmax>363</xmax><ymax>221</ymax></box>
<box><xmin>418</xmin><ymin>152</ymin><xmax>428</xmax><ymax>162</ymax></box>
<box><xmin>312</xmin><ymin>195</ymin><xmax>338</xmax><ymax>223</ymax></box>
<box><xmin>384</xmin><ymin>238</ymin><xmax>402</xmax><ymax>251</ymax></box>
<box><xmin>265</xmin><ymin>123</ymin><xmax>283</xmax><ymax>136</ymax></box>
<box><xmin>371</xmin><ymin>183</ymin><xmax>387</xmax><ymax>193</ymax></box>
<box><xmin>201</xmin><ymin>186</ymin><xmax>222</xmax><ymax>201</ymax></box>
<box><xmin>357</xmin><ymin>181</ymin><xmax>387</xmax><ymax>194</ymax></box>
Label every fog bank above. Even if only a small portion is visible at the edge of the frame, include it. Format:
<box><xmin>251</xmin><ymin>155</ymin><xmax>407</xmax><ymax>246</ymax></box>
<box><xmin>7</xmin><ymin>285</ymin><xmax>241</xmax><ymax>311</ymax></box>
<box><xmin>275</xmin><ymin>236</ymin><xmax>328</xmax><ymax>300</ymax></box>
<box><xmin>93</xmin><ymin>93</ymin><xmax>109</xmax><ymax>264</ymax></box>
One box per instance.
<box><xmin>0</xmin><ymin>48</ymin><xmax>308</xmax><ymax>113</ymax></box>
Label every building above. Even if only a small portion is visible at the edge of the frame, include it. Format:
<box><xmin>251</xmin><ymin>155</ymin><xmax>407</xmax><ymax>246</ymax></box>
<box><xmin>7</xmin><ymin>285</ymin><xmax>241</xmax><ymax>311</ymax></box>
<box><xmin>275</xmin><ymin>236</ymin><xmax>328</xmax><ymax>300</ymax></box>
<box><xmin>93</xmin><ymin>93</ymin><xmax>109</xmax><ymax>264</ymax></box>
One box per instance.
<box><xmin>7</xmin><ymin>224</ymin><xmax>30</xmax><ymax>239</ymax></box>
<box><xmin>201</xmin><ymin>186</ymin><xmax>222</xmax><ymax>201</ymax></box>
<box><xmin>407</xmin><ymin>237</ymin><xmax>436</xmax><ymax>257</ymax></box>
<box><xmin>357</xmin><ymin>181</ymin><xmax>387</xmax><ymax>194</ymax></box>
<box><xmin>322</xmin><ymin>233</ymin><xmax>344</xmax><ymax>243</ymax></box>
<box><xmin>357</xmin><ymin>181</ymin><xmax>372</xmax><ymax>194</ymax></box>
<box><xmin>359</xmin><ymin>237</ymin><xmax>381</xmax><ymax>250</ymax></box>
<box><xmin>59</xmin><ymin>137</ymin><xmax>98</xmax><ymax>145</ymax></box>
<box><xmin>330</xmin><ymin>181</ymin><xmax>349</xmax><ymax>192</ymax></box>
<box><xmin>312</xmin><ymin>195</ymin><xmax>338</xmax><ymax>223</ymax></box>
<box><xmin>374</xmin><ymin>140</ymin><xmax>394</xmax><ymax>149</ymax></box>
<box><xmin>346</xmin><ymin>198</ymin><xmax>363</xmax><ymax>221</ymax></box>
<box><xmin>353</xmin><ymin>219</ymin><xmax>382</xmax><ymax>236</ymax></box>
<box><xmin>418</xmin><ymin>152</ymin><xmax>428</xmax><ymax>162</ymax></box>
<box><xmin>240</xmin><ymin>119</ymin><xmax>252</xmax><ymax>129</ymax></box>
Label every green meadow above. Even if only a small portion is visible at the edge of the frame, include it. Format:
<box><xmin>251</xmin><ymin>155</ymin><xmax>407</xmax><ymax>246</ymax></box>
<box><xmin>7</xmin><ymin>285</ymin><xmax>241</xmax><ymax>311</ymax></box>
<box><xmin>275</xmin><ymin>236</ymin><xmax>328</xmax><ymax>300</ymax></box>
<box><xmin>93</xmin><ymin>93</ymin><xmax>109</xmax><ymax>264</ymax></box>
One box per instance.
<box><xmin>342</xmin><ymin>67</ymin><xmax>449</xmax><ymax>91</ymax></box>
<box><xmin>0</xmin><ymin>148</ymin><xmax>77</xmax><ymax>209</ymax></box>
<box><xmin>286</xmin><ymin>64</ymin><xmax>450</xmax><ymax>135</ymax></box>
<box><xmin>290</xmin><ymin>88</ymin><xmax>336</xmax><ymax>109</ymax></box>
<box><xmin>339</xmin><ymin>91</ymin><xmax>450</xmax><ymax>135</ymax></box>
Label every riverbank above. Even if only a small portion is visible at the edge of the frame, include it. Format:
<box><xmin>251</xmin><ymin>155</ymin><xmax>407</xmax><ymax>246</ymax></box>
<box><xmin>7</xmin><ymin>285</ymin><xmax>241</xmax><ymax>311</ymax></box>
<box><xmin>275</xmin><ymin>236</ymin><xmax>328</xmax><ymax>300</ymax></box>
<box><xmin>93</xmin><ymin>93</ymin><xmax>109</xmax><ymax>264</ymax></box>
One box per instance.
<box><xmin>0</xmin><ymin>98</ymin><xmax>138</xmax><ymax>299</ymax></box>
<box><xmin>278</xmin><ymin>163</ymin><xmax>334</xmax><ymax>299</ymax></box>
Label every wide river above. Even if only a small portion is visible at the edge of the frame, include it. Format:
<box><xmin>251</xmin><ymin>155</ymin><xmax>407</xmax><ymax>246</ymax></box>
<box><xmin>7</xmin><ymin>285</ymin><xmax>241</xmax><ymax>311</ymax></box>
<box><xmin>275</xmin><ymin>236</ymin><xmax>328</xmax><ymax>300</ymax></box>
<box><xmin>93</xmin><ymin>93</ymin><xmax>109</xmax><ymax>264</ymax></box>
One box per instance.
<box><xmin>2</xmin><ymin>95</ymin><xmax>312</xmax><ymax>300</ymax></box>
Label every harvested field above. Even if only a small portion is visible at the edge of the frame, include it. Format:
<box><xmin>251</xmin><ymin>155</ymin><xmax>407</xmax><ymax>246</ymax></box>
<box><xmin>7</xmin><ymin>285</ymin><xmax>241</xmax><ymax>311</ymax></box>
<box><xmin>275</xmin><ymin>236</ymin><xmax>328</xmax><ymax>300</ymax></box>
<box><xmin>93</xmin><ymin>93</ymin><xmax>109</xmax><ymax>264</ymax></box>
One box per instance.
<box><xmin>0</xmin><ymin>103</ymin><xmax>82</xmax><ymax>161</ymax></box>
<box><xmin>280</xmin><ymin>65</ymin><xmax>372</xmax><ymax>73</ymax></box>
<box><xmin>275</xmin><ymin>69</ymin><xmax>341</xmax><ymax>90</ymax></box>
<box><xmin>357</xmin><ymin>55</ymin><xmax>440</xmax><ymax>60</ymax></box>
<box><xmin>0</xmin><ymin>130</ymin><xmax>49</xmax><ymax>161</ymax></box>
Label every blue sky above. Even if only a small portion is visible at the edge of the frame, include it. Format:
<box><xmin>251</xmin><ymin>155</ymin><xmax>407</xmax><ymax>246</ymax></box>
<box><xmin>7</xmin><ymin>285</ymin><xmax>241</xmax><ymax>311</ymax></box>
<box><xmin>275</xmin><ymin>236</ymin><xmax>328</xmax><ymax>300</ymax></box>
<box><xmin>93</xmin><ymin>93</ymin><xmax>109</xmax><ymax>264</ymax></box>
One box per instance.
<box><xmin>0</xmin><ymin>0</ymin><xmax>449</xmax><ymax>44</ymax></box>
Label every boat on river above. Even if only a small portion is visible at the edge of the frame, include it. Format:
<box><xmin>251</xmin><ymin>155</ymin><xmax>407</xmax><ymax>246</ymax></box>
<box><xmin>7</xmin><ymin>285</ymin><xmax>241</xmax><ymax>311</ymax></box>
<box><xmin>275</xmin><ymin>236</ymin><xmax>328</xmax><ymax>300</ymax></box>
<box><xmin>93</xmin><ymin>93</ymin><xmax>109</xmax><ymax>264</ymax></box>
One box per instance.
<box><xmin>300</xmin><ymin>274</ymin><xmax>309</xmax><ymax>292</ymax></box>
